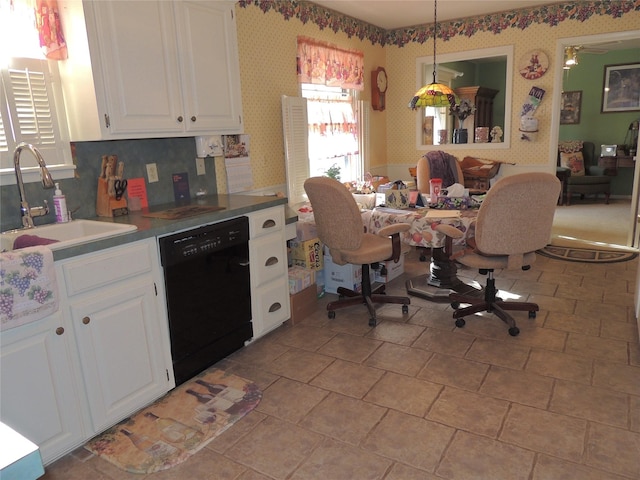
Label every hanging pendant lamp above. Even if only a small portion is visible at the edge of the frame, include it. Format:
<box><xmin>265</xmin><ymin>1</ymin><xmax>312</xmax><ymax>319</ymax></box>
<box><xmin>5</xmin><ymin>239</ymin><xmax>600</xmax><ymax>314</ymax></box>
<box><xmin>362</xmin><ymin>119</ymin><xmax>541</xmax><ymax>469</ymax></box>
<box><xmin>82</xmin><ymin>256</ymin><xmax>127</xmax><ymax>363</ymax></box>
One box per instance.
<box><xmin>409</xmin><ymin>0</ymin><xmax>458</xmax><ymax>109</ymax></box>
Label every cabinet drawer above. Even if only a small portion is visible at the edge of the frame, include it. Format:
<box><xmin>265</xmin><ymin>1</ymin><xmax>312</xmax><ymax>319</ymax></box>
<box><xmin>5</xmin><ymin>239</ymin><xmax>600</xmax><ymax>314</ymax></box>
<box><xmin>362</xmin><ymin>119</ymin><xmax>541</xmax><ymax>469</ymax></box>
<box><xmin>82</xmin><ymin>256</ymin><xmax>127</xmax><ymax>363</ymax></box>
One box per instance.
<box><xmin>249</xmin><ymin>206</ymin><xmax>284</xmax><ymax>239</ymax></box>
<box><xmin>61</xmin><ymin>240</ymin><xmax>153</xmax><ymax>297</ymax></box>
<box><xmin>252</xmin><ymin>278</ymin><xmax>290</xmax><ymax>338</ymax></box>
<box><xmin>250</xmin><ymin>234</ymin><xmax>286</xmax><ymax>288</ymax></box>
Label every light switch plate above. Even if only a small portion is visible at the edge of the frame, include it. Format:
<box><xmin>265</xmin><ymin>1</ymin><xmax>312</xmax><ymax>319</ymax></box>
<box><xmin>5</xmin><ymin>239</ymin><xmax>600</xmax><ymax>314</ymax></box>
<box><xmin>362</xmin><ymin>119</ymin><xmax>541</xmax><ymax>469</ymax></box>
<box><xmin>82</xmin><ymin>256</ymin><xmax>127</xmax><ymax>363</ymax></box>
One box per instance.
<box><xmin>196</xmin><ymin>157</ymin><xmax>206</xmax><ymax>175</ymax></box>
<box><xmin>146</xmin><ymin>163</ymin><xmax>159</xmax><ymax>183</ymax></box>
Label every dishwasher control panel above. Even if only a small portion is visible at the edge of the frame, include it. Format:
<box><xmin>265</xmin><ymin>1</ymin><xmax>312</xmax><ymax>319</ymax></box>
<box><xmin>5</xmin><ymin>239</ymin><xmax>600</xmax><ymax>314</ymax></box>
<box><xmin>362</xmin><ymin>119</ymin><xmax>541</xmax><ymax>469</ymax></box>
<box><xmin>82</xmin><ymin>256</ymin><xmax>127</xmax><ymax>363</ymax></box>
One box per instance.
<box><xmin>159</xmin><ymin>217</ymin><xmax>249</xmax><ymax>266</ymax></box>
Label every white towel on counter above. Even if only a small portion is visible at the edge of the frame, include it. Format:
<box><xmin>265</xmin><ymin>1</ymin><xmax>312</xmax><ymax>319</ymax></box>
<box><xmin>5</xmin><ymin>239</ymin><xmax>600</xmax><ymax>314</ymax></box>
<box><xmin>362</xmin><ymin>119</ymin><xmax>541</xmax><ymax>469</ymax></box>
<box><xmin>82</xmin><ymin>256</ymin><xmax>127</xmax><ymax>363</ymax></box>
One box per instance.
<box><xmin>0</xmin><ymin>246</ymin><xmax>59</xmax><ymax>331</ymax></box>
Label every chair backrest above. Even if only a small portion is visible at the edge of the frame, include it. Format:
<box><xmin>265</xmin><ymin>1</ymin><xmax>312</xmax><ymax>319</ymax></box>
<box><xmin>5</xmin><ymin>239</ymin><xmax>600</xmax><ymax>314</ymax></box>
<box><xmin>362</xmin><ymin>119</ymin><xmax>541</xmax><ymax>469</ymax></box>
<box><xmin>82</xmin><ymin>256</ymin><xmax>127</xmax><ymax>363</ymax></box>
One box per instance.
<box><xmin>474</xmin><ymin>172</ymin><xmax>560</xmax><ymax>257</ymax></box>
<box><xmin>416</xmin><ymin>152</ymin><xmax>464</xmax><ymax>193</ymax></box>
<box><xmin>303</xmin><ymin>176</ymin><xmax>363</xmax><ymax>251</ymax></box>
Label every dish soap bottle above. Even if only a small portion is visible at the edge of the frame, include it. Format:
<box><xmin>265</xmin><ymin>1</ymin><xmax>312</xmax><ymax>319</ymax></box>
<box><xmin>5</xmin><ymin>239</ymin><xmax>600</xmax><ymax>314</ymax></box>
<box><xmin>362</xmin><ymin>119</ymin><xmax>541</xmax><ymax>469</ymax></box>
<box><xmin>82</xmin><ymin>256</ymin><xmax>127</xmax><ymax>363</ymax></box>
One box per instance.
<box><xmin>53</xmin><ymin>183</ymin><xmax>69</xmax><ymax>223</ymax></box>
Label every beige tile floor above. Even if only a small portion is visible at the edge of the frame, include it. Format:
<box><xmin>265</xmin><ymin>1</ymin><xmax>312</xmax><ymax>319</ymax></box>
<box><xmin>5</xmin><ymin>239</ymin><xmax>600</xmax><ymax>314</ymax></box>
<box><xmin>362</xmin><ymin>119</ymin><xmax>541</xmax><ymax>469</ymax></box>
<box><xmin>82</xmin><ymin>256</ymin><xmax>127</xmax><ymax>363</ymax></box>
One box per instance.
<box><xmin>42</xmin><ymin>249</ymin><xmax>640</xmax><ymax>479</ymax></box>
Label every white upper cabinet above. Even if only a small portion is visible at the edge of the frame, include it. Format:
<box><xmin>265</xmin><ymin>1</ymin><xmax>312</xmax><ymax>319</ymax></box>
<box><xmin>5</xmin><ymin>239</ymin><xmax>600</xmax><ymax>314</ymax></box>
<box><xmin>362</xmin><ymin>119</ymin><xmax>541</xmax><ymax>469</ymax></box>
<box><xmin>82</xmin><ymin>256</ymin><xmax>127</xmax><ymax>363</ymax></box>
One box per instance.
<box><xmin>59</xmin><ymin>0</ymin><xmax>243</xmax><ymax>140</ymax></box>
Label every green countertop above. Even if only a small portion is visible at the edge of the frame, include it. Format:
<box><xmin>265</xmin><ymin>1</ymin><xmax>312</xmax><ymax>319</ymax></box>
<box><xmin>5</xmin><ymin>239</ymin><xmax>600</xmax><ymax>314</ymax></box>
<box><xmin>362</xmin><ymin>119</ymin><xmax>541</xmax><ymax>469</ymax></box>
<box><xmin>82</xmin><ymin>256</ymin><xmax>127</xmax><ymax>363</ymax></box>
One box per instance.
<box><xmin>51</xmin><ymin>194</ymin><xmax>294</xmax><ymax>261</ymax></box>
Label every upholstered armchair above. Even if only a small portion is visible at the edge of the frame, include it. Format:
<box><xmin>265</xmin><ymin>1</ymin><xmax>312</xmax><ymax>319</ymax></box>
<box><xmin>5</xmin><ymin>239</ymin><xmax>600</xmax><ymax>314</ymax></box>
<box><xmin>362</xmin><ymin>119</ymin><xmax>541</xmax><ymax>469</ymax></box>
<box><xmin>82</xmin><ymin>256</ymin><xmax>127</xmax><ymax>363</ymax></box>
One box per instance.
<box><xmin>557</xmin><ymin>141</ymin><xmax>611</xmax><ymax>205</ymax></box>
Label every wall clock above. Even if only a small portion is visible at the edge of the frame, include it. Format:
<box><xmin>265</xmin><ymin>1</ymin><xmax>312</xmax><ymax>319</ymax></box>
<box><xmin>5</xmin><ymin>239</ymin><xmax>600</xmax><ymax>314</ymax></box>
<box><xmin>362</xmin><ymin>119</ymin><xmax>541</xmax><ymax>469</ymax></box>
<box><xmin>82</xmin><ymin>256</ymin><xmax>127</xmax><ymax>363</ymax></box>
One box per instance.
<box><xmin>371</xmin><ymin>67</ymin><xmax>387</xmax><ymax>111</ymax></box>
<box><xmin>519</xmin><ymin>50</ymin><xmax>549</xmax><ymax>80</ymax></box>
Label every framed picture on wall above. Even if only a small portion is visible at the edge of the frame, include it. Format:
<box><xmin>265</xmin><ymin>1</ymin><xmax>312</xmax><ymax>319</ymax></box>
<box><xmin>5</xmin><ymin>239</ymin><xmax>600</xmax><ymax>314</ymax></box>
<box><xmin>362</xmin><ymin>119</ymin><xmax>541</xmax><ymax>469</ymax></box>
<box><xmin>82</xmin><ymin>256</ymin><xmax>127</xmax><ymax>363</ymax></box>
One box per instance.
<box><xmin>560</xmin><ymin>91</ymin><xmax>582</xmax><ymax>125</ymax></box>
<box><xmin>601</xmin><ymin>63</ymin><xmax>640</xmax><ymax>113</ymax></box>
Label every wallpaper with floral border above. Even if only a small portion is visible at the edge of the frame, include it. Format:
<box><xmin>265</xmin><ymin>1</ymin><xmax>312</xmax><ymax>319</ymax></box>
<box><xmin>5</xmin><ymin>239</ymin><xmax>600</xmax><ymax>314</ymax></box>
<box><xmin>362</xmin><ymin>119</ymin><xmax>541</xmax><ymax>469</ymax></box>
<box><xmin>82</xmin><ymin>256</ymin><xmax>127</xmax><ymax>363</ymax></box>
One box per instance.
<box><xmin>238</xmin><ymin>0</ymin><xmax>640</xmax><ymax>47</ymax></box>
<box><xmin>235</xmin><ymin>0</ymin><xmax>639</xmax><ymax>192</ymax></box>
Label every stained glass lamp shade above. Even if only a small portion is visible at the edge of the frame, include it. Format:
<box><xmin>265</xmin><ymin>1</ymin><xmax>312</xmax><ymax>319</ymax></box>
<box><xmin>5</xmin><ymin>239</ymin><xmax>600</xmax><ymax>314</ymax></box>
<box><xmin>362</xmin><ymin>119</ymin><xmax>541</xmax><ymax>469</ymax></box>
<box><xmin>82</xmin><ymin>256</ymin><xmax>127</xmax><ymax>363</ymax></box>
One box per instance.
<box><xmin>409</xmin><ymin>81</ymin><xmax>457</xmax><ymax>109</ymax></box>
<box><xmin>408</xmin><ymin>0</ymin><xmax>458</xmax><ymax>110</ymax></box>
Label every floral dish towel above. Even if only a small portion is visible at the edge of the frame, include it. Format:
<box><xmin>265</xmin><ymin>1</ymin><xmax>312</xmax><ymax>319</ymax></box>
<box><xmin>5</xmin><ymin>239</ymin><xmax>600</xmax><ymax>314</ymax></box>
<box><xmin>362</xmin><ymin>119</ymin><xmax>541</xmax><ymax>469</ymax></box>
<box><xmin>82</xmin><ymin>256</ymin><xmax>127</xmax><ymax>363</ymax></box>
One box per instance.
<box><xmin>1</xmin><ymin>246</ymin><xmax>59</xmax><ymax>331</ymax></box>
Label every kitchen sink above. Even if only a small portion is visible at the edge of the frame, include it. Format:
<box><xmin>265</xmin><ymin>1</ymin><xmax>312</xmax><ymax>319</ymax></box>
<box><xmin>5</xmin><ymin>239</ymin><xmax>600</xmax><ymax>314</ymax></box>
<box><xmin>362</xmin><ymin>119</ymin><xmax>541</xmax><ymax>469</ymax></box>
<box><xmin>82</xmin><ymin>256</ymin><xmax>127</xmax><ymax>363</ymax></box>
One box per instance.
<box><xmin>1</xmin><ymin>220</ymin><xmax>138</xmax><ymax>252</ymax></box>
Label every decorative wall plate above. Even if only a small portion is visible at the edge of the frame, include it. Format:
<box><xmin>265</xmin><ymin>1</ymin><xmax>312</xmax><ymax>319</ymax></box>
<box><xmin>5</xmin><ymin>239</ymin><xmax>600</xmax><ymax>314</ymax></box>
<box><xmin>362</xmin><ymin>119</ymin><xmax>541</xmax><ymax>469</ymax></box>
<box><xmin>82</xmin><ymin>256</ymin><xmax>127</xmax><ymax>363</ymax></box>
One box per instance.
<box><xmin>519</xmin><ymin>50</ymin><xmax>549</xmax><ymax>80</ymax></box>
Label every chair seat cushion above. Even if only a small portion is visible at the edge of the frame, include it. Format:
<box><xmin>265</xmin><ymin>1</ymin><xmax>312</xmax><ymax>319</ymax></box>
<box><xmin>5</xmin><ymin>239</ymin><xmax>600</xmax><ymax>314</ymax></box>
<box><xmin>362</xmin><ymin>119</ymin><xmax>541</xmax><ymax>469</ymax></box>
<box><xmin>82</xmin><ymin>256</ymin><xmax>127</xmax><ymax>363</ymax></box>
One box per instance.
<box><xmin>566</xmin><ymin>175</ymin><xmax>611</xmax><ymax>186</ymax></box>
<box><xmin>336</xmin><ymin>233</ymin><xmax>394</xmax><ymax>265</ymax></box>
<box><xmin>456</xmin><ymin>251</ymin><xmax>537</xmax><ymax>270</ymax></box>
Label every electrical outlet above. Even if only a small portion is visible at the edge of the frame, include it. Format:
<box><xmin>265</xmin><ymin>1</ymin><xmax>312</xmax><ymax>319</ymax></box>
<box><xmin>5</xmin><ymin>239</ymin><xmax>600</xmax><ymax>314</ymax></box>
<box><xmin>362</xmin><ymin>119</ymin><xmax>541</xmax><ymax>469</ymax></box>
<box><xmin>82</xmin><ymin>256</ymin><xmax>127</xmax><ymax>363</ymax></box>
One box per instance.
<box><xmin>196</xmin><ymin>157</ymin><xmax>206</xmax><ymax>176</ymax></box>
<box><xmin>146</xmin><ymin>163</ymin><xmax>159</xmax><ymax>183</ymax></box>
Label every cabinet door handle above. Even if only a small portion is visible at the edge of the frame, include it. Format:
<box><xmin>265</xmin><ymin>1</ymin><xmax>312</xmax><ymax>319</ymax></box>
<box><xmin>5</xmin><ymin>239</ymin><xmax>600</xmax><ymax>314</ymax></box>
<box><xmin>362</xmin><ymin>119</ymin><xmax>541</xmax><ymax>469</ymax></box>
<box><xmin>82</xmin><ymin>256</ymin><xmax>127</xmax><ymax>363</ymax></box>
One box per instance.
<box><xmin>82</xmin><ymin>316</ymin><xmax>91</xmax><ymax>325</ymax></box>
<box><xmin>55</xmin><ymin>327</ymin><xmax>64</xmax><ymax>335</ymax></box>
<box><xmin>265</xmin><ymin>256</ymin><xmax>279</xmax><ymax>267</ymax></box>
<box><xmin>262</xmin><ymin>219</ymin><xmax>276</xmax><ymax>229</ymax></box>
<box><xmin>177</xmin><ymin>116</ymin><xmax>184</xmax><ymax>123</ymax></box>
<box><xmin>191</xmin><ymin>116</ymin><xmax>196</xmax><ymax>122</ymax></box>
<box><xmin>268</xmin><ymin>302</ymin><xmax>281</xmax><ymax>313</ymax></box>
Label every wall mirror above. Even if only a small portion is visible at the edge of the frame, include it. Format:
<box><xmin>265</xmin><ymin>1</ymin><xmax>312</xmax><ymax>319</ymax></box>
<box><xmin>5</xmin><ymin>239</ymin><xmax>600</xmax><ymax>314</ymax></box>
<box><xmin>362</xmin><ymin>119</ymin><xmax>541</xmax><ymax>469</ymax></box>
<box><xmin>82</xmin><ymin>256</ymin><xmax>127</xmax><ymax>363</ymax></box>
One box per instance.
<box><xmin>415</xmin><ymin>45</ymin><xmax>513</xmax><ymax>150</ymax></box>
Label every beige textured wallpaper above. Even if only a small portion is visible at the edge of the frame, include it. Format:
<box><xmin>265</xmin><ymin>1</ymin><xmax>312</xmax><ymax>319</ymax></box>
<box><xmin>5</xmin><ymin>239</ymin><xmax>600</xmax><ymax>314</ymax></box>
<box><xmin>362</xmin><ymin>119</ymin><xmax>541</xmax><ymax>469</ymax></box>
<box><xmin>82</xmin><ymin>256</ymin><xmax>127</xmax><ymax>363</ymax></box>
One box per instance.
<box><xmin>235</xmin><ymin>4</ymin><xmax>639</xmax><ymax>190</ymax></box>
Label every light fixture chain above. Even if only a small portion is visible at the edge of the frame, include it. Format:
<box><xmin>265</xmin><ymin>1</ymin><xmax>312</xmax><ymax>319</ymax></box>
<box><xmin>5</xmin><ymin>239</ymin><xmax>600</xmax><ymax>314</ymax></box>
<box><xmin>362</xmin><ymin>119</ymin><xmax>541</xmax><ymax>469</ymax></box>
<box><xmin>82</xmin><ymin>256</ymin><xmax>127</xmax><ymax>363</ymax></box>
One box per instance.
<box><xmin>432</xmin><ymin>0</ymin><xmax>438</xmax><ymax>83</ymax></box>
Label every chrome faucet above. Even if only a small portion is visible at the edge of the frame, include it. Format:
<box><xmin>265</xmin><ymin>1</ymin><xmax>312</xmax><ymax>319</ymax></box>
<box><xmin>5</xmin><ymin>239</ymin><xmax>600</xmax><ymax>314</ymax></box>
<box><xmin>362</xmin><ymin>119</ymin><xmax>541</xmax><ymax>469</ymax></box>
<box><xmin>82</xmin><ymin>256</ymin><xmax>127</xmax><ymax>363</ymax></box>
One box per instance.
<box><xmin>14</xmin><ymin>143</ymin><xmax>56</xmax><ymax>228</ymax></box>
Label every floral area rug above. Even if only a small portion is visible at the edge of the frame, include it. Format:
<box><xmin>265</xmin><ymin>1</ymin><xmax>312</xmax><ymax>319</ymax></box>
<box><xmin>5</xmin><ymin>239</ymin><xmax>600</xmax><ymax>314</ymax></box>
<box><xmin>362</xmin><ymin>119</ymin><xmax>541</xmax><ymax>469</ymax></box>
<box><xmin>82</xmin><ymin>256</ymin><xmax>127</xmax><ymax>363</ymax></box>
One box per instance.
<box><xmin>85</xmin><ymin>369</ymin><xmax>261</xmax><ymax>474</ymax></box>
<box><xmin>537</xmin><ymin>245</ymin><xmax>638</xmax><ymax>263</ymax></box>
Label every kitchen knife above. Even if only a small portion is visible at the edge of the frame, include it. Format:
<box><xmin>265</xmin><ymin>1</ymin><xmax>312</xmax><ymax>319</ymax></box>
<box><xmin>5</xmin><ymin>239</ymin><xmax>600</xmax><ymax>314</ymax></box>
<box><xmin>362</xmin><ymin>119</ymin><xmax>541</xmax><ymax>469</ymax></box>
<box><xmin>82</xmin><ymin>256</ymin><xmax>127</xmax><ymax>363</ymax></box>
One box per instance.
<box><xmin>106</xmin><ymin>156</ymin><xmax>117</xmax><ymax>196</ymax></box>
<box><xmin>117</xmin><ymin>161</ymin><xmax>124</xmax><ymax>180</ymax></box>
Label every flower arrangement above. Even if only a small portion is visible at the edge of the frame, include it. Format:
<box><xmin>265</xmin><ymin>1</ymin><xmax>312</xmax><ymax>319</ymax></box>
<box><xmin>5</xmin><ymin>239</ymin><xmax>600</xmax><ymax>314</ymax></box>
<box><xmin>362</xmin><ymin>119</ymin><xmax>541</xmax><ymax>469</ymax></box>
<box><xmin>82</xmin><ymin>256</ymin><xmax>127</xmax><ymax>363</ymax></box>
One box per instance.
<box><xmin>449</xmin><ymin>99</ymin><xmax>476</xmax><ymax>129</ymax></box>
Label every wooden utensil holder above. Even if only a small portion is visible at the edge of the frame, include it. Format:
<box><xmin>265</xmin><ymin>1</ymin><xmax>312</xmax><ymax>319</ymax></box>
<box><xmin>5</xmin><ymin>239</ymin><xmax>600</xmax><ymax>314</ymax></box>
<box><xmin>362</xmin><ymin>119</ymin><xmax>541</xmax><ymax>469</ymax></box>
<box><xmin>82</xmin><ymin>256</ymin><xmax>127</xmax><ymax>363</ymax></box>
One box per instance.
<box><xmin>96</xmin><ymin>177</ymin><xmax>128</xmax><ymax>217</ymax></box>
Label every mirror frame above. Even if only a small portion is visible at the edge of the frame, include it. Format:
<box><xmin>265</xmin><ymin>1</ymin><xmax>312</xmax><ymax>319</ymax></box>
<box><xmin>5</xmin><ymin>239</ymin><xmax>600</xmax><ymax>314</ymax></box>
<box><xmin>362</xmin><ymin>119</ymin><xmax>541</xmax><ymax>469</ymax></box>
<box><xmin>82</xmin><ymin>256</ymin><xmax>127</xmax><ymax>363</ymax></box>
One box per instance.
<box><xmin>415</xmin><ymin>45</ymin><xmax>514</xmax><ymax>150</ymax></box>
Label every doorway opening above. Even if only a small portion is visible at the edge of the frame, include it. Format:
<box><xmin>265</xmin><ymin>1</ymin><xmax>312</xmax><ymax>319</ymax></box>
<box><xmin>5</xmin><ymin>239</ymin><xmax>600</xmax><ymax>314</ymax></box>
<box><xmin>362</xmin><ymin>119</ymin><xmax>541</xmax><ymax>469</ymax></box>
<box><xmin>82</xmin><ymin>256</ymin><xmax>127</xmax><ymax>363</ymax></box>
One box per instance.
<box><xmin>551</xmin><ymin>31</ymin><xmax>640</xmax><ymax>250</ymax></box>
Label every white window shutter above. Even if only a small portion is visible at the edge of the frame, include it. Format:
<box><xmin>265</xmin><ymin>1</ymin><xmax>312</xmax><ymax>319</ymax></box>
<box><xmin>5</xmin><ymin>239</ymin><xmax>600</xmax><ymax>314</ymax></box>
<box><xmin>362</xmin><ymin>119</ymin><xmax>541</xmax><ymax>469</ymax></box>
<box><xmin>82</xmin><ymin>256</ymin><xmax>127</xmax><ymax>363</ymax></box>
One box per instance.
<box><xmin>0</xmin><ymin>110</ymin><xmax>7</xmax><ymax>154</ymax></box>
<box><xmin>281</xmin><ymin>95</ymin><xmax>309</xmax><ymax>206</ymax></box>
<box><xmin>0</xmin><ymin>58</ymin><xmax>68</xmax><ymax>169</ymax></box>
<box><xmin>357</xmin><ymin>100</ymin><xmax>370</xmax><ymax>178</ymax></box>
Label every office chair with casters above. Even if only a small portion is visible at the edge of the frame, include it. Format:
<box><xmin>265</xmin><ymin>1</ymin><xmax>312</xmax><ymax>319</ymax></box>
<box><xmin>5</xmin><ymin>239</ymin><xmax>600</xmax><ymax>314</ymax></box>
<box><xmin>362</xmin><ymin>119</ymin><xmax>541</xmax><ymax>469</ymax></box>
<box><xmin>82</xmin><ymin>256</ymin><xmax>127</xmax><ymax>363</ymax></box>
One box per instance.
<box><xmin>442</xmin><ymin>172</ymin><xmax>560</xmax><ymax>336</ymax></box>
<box><xmin>304</xmin><ymin>177</ymin><xmax>411</xmax><ymax>326</ymax></box>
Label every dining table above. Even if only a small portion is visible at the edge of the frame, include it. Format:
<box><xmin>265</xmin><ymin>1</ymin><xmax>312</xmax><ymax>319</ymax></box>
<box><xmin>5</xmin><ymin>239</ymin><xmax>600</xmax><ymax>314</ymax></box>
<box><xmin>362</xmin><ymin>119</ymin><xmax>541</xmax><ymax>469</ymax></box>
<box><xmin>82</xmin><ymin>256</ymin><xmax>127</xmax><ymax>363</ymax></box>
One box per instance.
<box><xmin>362</xmin><ymin>206</ymin><xmax>482</xmax><ymax>301</ymax></box>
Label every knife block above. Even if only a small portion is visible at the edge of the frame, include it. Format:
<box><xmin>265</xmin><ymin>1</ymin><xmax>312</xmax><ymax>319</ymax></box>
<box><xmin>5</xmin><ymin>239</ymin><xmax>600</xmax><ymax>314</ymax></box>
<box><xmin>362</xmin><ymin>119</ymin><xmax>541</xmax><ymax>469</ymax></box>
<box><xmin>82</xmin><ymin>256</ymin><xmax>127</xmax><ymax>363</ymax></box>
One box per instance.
<box><xmin>96</xmin><ymin>178</ymin><xmax>128</xmax><ymax>217</ymax></box>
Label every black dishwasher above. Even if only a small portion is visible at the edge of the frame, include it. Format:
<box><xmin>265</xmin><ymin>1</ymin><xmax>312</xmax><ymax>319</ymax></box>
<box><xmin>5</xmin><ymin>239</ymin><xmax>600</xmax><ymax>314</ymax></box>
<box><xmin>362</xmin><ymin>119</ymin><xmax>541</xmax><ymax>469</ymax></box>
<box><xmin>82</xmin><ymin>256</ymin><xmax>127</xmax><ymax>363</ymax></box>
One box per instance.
<box><xmin>159</xmin><ymin>217</ymin><xmax>252</xmax><ymax>386</ymax></box>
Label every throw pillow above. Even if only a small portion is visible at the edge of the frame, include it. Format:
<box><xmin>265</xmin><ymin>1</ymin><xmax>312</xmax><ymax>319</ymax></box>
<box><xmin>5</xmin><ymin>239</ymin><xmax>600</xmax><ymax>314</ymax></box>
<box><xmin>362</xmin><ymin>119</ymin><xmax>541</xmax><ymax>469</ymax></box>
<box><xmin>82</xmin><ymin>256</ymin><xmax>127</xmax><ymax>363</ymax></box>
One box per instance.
<box><xmin>560</xmin><ymin>151</ymin><xmax>585</xmax><ymax>176</ymax></box>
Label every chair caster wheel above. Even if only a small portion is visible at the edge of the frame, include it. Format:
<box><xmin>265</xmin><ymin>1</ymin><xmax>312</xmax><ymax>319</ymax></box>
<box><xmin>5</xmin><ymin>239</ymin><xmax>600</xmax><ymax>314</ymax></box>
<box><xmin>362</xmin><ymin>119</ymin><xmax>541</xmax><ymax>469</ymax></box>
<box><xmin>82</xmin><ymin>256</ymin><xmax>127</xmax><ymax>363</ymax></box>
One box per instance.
<box><xmin>508</xmin><ymin>327</ymin><xmax>520</xmax><ymax>336</ymax></box>
<box><xmin>455</xmin><ymin>318</ymin><xmax>465</xmax><ymax>328</ymax></box>
<box><xmin>528</xmin><ymin>311</ymin><xmax>537</xmax><ymax>319</ymax></box>
<box><xmin>369</xmin><ymin>318</ymin><xmax>377</xmax><ymax>327</ymax></box>
<box><xmin>402</xmin><ymin>305</ymin><xmax>409</xmax><ymax>314</ymax></box>
<box><xmin>419</xmin><ymin>255</ymin><xmax>427</xmax><ymax>262</ymax></box>
<box><xmin>328</xmin><ymin>311</ymin><xmax>336</xmax><ymax>319</ymax></box>
<box><xmin>451</xmin><ymin>302</ymin><xmax>460</xmax><ymax>310</ymax></box>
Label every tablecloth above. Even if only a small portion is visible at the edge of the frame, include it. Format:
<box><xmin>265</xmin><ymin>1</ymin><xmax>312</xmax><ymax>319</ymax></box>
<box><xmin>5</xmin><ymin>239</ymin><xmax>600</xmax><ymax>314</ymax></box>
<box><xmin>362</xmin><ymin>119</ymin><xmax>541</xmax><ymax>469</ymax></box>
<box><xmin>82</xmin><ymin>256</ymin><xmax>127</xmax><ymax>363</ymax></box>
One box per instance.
<box><xmin>363</xmin><ymin>207</ymin><xmax>477</xmax><ymax>249</ymax></box>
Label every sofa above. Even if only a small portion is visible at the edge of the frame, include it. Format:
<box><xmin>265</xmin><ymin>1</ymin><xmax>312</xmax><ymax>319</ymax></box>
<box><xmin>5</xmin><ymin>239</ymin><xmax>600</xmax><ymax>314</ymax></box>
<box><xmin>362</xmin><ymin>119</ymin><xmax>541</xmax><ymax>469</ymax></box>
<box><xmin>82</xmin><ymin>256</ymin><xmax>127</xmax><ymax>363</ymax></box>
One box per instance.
<box><xmin>557</xmin><ymin>141</ymin><xmax>611</xmax><ymax>205</ymax></box>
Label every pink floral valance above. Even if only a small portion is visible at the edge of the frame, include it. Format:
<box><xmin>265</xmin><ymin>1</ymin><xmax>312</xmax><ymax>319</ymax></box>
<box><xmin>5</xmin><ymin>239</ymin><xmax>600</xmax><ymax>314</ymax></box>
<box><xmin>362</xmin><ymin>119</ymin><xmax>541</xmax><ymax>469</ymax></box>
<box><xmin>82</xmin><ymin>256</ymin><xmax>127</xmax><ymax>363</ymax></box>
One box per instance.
<box><xmin>36</xmin><ymin>0</ymin><xmax>67</xmax><ymax>60</ymax></box>
<box><xmin>297</xmin><ymin>36</ymin><xmax>364</xmax><ymax>91</ymax></box>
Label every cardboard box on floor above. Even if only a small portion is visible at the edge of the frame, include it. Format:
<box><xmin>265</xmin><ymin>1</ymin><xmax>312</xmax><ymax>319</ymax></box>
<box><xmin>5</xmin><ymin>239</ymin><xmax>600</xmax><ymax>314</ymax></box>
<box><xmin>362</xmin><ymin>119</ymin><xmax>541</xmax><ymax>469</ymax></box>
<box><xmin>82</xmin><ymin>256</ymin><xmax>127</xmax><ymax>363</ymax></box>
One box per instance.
<box><xmin>372</xmin><ymin>254</ymin><xmax>405</xmax><ymax>283</ymax></box>
<box><xmin>288</xmin><ymin>266</ymin><xmax>316</xmax><ymax>294</ymax></box>
<box><xmin>288</xmin><ymin>284</ymin><xmax>317</xmax><ymax>325</ymax></box>
<box><xmin>289</xmin><ymin>238</ymin><xmax>323</xmax><ymax>270</ymax></box>
<box><xmin>323</xmin><ymin>247</ymin><xmax>362</xmax><ymax>294</ymax></box>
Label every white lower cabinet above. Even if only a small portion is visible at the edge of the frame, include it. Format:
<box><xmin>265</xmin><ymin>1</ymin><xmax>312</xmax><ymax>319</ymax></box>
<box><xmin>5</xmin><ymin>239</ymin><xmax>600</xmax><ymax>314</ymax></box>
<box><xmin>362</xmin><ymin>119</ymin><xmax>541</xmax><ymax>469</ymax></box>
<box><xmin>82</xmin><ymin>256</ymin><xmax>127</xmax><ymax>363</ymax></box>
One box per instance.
<box><xmin>0</xmin><ymin>311</ymin><xmax>85</xmax><ymax>465</ymax></box>
<box><xmin>0</xmin><ymin>238</ymin><xmax>174</xmax><ymax>465</ymax></box>
<box><xmin>68</xmin><ymin>277</ymin><xmax>172</xmax><ymax>433</ymax></box>
<box><xmin>247</xmin><ymin>206</ymin><xmax>290</xmax><ymax>338</ymax></box>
